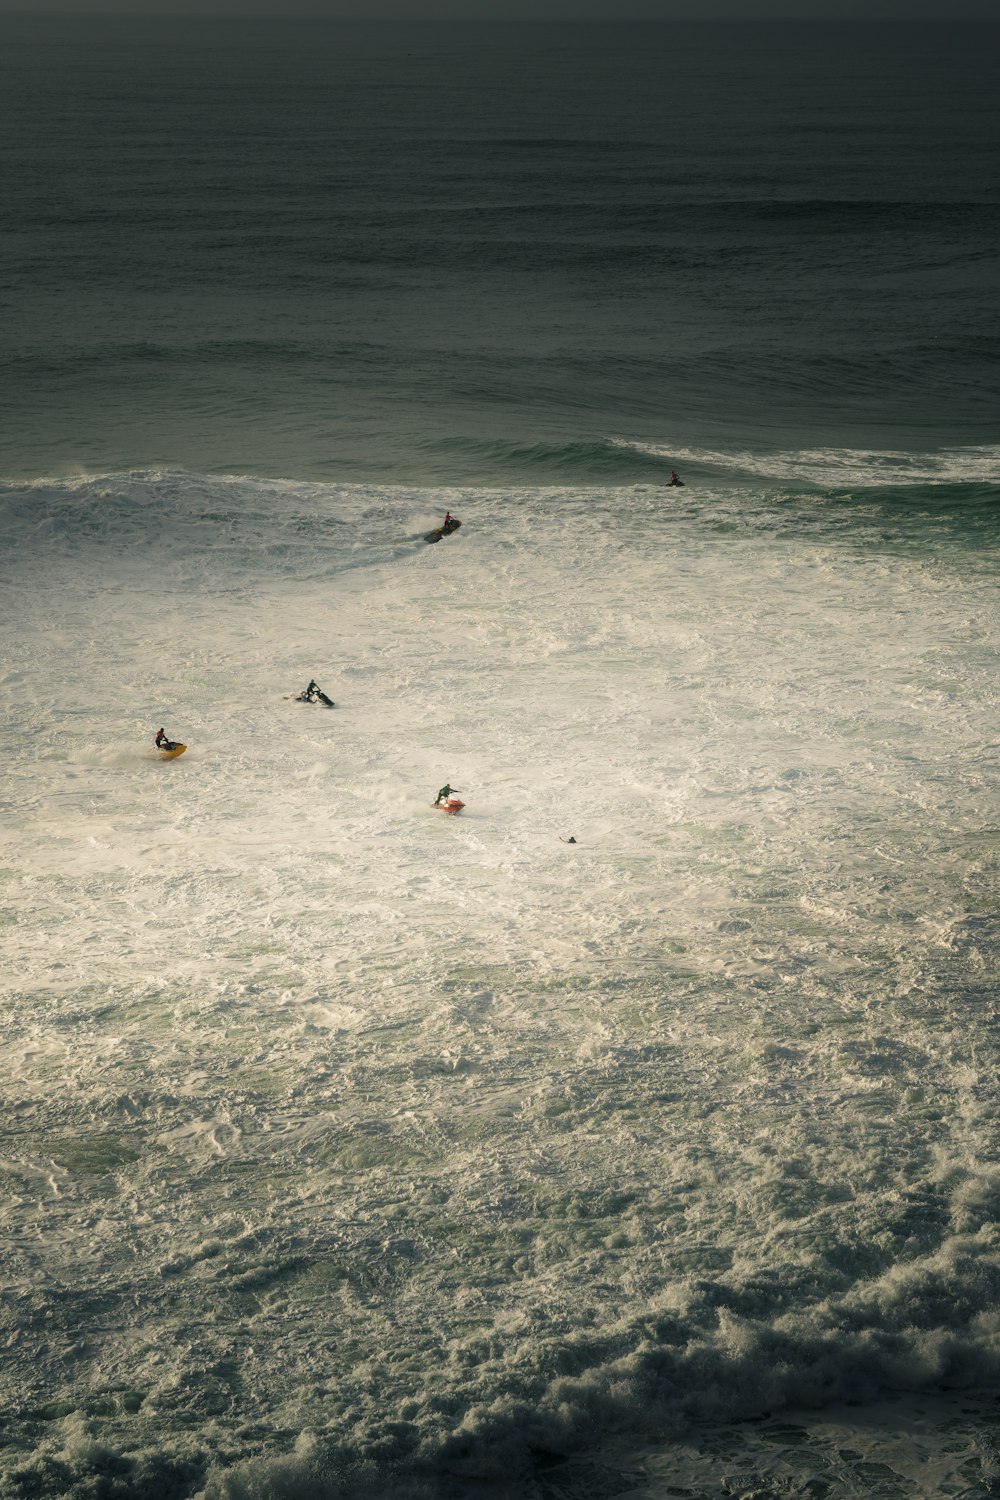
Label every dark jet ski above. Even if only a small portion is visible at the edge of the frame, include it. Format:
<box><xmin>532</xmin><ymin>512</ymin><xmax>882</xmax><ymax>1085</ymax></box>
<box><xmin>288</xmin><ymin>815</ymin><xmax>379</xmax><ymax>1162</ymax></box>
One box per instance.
<box><xmin>425</xmin><ymin>517</ymin><xmax>462</xmax><ymax>544</ymax></box>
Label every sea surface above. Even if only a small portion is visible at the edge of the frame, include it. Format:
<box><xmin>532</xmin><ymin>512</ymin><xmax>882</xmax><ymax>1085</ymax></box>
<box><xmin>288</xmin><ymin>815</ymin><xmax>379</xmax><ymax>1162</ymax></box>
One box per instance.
<box><xmin>1</xmin><ymin>18</ymin><xmax>999</xmax><ymax>1500</ymax></box>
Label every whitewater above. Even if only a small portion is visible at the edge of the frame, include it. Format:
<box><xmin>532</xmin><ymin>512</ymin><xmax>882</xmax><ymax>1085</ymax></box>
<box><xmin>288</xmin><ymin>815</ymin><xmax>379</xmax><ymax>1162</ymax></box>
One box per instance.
<box><xmin>2</xmin><ymin>459</ymin><xmax>998</xmax><ymax>1498</ymax></box>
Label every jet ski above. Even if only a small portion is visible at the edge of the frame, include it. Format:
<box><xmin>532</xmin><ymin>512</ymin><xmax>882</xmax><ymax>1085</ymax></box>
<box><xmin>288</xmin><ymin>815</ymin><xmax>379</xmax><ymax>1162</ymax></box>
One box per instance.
<box><xmin>287</xmin><ymin>682</ymin><xmax>335</xmax><ymax>707</ymax></box>
<box><xmin>434</xmin><ymin>797</ymin><xmax>465</xmax><ymax>816</ymax></box>
<box><xmin>425</xmin><ymin>517</ymin><xmax>462</xmax><ymax>544</ymax></box>
<box><xmin>154</xmin><ymin>728</ymin><xmax>185</xmax><ymax>758</ymax></box>
<box><xmin>294</xmin><ymin>689</ymin><xmax>334</xmax><ymax>707</ymax></box>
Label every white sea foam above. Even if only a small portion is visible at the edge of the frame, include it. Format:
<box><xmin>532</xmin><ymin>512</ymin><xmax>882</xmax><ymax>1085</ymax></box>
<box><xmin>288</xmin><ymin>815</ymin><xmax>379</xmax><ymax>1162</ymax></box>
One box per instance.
<box><xmin>614</xmin><ymin>437</ymin><xmax>1000</xmax><ymax>488</ymax></box>
<box><xmin>0</xmin><ymin>470</ymin><xmax>998</xmax><ymax>1497</ymax></box>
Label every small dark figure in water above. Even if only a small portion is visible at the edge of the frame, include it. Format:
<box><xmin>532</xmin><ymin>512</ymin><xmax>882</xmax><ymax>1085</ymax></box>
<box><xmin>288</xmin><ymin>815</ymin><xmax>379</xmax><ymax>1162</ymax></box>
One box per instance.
<box><xmin>669</xmin><ymin>471</ymin><xmax>683</xmax><ymax>487</ymax></box>
<box><xmin>155</xmin><ymin>727</ymin><xmax>177</xmax><ymax>751</ymax></box>
<box><xmin>434</xmin><ymin>783</ymin><xmax>458</xmax><ymax>806</ymax></box>
<box><xmin>560</xmin><ymin>836</ymin><xmax>577</xmax><ymax>844</ymax></box>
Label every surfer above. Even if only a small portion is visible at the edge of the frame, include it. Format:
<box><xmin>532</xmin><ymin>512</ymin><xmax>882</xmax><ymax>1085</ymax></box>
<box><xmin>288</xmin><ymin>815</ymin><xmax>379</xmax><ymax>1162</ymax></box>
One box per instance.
<box><xmin>434</xmin><ymin>783</ymin><xmax>458</xmax><ymax>806</ymax></box>
<box><xmin>669</xmin><ymin>471</ymin><xmax>683</xmax><ymax>487</ymax></box>
<box><xmin>442</xmin><ymin>511</ymin><xmax>453</xmax><ymax>529</ymax></box>
<box><xmin>560</xmin><ymin>836</ymin><xmax>578</xmax><ymax>844</ymax></box>
<box><xmin>155</xmin><ymin>728</ymin><xmax>176</xmax><ymax>751</ymax></box>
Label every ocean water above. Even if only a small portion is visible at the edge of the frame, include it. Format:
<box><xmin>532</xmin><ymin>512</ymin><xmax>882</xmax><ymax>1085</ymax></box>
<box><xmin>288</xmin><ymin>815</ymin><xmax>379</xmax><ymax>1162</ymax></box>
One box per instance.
<box><xmin>2</xmin><ymin>18</ymin><xmax>999</xmax><ymax>1500</ymax></box>
<box><xmin>2</xmin><ymin>17</ymin><xmax>999</xmax><ymax>481</ymax></box>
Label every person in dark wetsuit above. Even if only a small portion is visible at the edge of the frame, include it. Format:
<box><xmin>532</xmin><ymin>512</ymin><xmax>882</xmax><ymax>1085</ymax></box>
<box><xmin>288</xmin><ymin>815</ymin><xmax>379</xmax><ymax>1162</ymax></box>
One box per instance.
<box><xmin>155</xmin><ymin>728</ymin><xmax>176</xmax><ymax>751</ymax></box>
<box><xmin>299</xmin><ymin>680</ymin><xmax>334</xmax><ymax>706</ymax></box>
<box><xmin>434</xmin><ymin>783</ymin><xmax>458</xmax><ymax>806</ymax></box>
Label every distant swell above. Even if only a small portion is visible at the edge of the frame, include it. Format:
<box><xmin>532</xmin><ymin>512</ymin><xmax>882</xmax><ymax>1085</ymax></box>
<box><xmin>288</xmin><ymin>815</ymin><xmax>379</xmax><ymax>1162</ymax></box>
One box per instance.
<box><xmin>612</xmin><ymin>439</ymin><xmax>1000</xmax><ymax>492</ymax></box>
<box><xmin>415</xmin><ymin>435</ymin><xmax>687</xmax><ymax>484</ymax></box>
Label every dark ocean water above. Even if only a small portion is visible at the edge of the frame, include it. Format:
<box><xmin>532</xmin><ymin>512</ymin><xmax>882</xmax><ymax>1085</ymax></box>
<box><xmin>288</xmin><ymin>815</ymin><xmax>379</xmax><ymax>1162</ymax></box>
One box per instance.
<box><xmin>2</xmin><ymin>17</ymin><xmax>998</xmax><ymax>484</ymax></box>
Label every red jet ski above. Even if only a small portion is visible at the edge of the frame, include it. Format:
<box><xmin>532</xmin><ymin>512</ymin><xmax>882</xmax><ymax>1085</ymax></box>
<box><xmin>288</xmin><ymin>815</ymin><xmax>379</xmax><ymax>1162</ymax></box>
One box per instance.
<box><xmin>434</xmin><ymin>797</ymin><xmax>465</xmax><ymax>816</ymax></box>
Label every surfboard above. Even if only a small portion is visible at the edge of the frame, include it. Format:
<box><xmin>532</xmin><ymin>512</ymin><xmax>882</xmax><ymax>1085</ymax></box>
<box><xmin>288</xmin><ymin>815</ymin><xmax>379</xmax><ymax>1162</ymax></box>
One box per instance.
<box><xmin>159</xmin><ymin>743</ymin><xmax>187</xmax><ymax>760</ymax></box>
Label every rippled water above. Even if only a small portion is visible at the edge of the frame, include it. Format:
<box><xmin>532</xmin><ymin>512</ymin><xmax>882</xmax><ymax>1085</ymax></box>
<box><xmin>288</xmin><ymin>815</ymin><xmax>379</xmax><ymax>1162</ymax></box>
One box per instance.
<box><xmin>2</xmin><ymin>466</ymin><xmax>998</xmax><ymax>1497</ymax></box>
<box><xmin>1</xmin><ymin>18</ymin><xmax>998</xmax><ymax>482</ymax></box>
